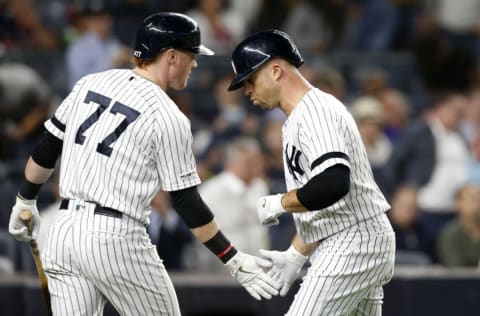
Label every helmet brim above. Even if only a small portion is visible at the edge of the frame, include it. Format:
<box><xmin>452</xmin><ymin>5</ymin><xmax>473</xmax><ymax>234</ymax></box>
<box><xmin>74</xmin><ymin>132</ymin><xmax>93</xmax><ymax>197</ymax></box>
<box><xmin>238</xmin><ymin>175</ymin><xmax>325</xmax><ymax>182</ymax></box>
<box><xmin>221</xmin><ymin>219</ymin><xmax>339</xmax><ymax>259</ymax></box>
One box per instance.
<box><xmin>227</xmin><ymin>56</ymin><xmax>270</xmax><ymax>91</ymax></box>
<box><xmin>228</xmin><ymin>74</ymin><xmax>248</xmax><ymax>91</ymax></box>
<box><xmin>192</xmin><ymin>45</ymin><xmax>215</xmax><ymax>56</ymax></box>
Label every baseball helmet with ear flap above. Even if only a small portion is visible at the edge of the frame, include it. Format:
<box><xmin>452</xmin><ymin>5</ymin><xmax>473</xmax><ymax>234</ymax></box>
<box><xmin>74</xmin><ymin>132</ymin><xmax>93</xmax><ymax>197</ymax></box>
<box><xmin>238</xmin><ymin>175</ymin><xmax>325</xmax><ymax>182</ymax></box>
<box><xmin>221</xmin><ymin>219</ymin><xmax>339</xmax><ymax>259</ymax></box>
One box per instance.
<box><xmin>133</xmin><ymin>12</ymin><xmax>214</xmax><ymax>60</ymax></box>
<box><xmin>228</xmin><ymin>30</ymin><xmax>304</xmax><ymax>91</ymax></box>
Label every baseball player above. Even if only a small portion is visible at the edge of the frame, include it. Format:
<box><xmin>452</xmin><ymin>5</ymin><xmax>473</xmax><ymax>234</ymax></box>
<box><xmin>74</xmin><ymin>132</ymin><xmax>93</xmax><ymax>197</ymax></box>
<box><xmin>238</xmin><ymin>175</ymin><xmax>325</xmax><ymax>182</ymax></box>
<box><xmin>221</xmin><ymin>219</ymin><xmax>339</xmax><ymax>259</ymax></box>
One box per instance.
<box><xmin>228</xmin><ymin>30</ymin><xmax>396</xmax><ymax>315</ymax></box>
<box><xmin>8</xmin><ymin>13</ymin><xmax>280</xmax><ymax>315</ymax></box>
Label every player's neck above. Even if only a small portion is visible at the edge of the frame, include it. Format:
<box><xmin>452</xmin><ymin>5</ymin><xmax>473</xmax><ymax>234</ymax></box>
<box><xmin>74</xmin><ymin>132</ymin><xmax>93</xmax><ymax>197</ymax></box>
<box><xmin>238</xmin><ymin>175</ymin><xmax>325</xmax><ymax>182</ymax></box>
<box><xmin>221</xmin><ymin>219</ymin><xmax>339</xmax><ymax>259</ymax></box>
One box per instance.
<box><xmin>279</xmin><ymin>74</ymin><xmax>313</xmax><ymax>116</ymax></box>
<box><xmin>133</xmin><ymin>67</ymin><xmax>168</xmax><ymax>90</ymax></box>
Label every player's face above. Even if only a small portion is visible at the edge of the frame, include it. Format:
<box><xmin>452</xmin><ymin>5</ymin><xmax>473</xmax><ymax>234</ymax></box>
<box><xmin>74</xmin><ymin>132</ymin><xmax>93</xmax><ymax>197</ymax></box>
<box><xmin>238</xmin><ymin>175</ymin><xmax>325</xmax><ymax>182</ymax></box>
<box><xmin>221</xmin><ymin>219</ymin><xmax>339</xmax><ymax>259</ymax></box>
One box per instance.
<box><xmin>169</xmin><ymin>50</ymin><xmax>197</xmax><ymax>90</ymax></box>
<box><xmin>243</xmin><ymin>65</ymin><xmax>279</xmax><ymax>110</ymax></box>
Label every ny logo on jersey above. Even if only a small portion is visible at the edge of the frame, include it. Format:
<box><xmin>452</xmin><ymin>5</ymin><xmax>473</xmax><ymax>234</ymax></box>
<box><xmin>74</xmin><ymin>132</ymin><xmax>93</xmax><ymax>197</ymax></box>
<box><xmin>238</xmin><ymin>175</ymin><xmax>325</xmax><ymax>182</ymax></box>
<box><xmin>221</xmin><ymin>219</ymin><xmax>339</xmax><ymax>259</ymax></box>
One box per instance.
<box><xmin>285</xmin><ymin>144</ymin><xmax>304</xmax><ymax>180</ymax></box>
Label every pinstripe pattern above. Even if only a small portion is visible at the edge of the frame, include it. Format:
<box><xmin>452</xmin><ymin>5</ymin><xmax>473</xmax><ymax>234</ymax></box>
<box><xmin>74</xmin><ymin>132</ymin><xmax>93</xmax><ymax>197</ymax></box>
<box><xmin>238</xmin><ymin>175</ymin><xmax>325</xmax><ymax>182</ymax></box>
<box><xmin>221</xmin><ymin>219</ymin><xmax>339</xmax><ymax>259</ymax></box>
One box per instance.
<box><xmin>280</xmin><ymin>88</ymin><xmax>395</xmax><ymax>315</ymax></box>
<box><xmin>44</xmin><ymin>69</ymin><xmax>201</xmax><ymax>225</ymax></box>
<box><xmin>42</xmin><ymin>201</ymin><xmax>181</xmax><ymax>315</ymax></box>
<box><xmin>287</xmin><ymin>214</ymin><xmax>395</xmax><ymax>316</ymax></box>
<box><xmin>41</xmin><ymin>68</ymin><xmax>198</xmax><ymax>314</ymax></box>
<box><xmin>282</xmin><ymin>88</ymin><xmax>390</xmax><ymax>243</ymax></box>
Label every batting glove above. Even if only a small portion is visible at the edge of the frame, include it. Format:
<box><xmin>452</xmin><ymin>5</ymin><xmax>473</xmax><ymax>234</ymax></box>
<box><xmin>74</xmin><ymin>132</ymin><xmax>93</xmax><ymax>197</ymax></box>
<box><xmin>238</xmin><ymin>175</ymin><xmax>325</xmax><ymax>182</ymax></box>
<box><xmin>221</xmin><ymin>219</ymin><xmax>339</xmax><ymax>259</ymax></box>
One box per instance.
<box><xmin>9</xmin><ymin>195</ymin><xmax>41</xmax><ymax>242</ymax></box>
<box><xmin>225</xmin><ymin>251</ymin><xmax>281</xmax><ymax>300</ymax></box>
<box><xmin>256</xmin><ymin>194</ymin><xmax>286</xmax><ymax>226</ymax></box>
<box><xmin>259</xmin><ymin>245</ymin><xmax>308</xmax><ymax>296</ymax></box>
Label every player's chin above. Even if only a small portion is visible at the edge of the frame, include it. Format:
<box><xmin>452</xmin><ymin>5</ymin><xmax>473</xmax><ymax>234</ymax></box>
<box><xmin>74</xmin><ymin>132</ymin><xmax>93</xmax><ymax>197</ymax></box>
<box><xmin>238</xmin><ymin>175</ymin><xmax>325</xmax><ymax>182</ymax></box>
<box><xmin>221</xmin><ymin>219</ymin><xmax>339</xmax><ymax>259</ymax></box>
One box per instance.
<box><xmin>172</xmin><ymin>81</ymin><xmax>188</xmax><ymax>90</ymax></box>
<box><xmin>256</xmin><ymin>102</ymin><xmax>271</xmax><ymax>111</ymax></box>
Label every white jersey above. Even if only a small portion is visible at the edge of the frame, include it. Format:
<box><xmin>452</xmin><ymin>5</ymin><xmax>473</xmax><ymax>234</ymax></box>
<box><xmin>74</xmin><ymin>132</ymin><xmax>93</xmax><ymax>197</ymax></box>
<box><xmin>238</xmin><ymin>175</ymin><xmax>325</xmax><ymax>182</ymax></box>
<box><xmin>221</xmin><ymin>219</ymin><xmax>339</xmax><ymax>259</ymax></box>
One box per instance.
<box><xmin>282</xmin><ymin>88</ymin><xmax>390</xmax><ymax>243</ymax></box>
<box><xmin>44</xmin><ymin>69</ymin><xmax>201</xmax><ymax>225</ymax></box>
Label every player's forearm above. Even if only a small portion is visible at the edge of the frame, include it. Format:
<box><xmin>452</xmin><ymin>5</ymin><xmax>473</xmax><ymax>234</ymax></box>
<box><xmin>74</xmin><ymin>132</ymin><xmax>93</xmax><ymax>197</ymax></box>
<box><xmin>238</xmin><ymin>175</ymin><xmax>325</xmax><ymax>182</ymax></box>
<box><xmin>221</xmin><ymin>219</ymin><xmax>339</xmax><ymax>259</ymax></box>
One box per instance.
<box><xmin>192</xmin><ymin>219</ymin><xmax>238</xmax><ymax>263</ymax></box>
<box><xmin>190</xmin><ymin>219</ymin><xmax>219</xmax><ymax>242</ymax></box>
<box><xmin>281</xmin><ymin>189</ymin><xmax>308</xmax><ymax>212</ymax></box>
<box><xmin>25</xmin><ymin>157</ymin><xmax>55</xmax><ymax>184</ymax></box>
<box><xmin>18</xmin><ymin>130</ymin><xmax>62</xmax><ymax>199</ymax></box>
<box><xmin>18</xmin><ymin>157</ymin><xmax>55</xmax><ymax>200</ymax></box>
<box><xmin>291</xmin><ymin>233</ymin><xmax>318</xmax><ymax>257</ymax></box>
<box><xmin>168</xmin><ymin>188</ymin><xmax>239</xmax><ymax>263</ymax></box>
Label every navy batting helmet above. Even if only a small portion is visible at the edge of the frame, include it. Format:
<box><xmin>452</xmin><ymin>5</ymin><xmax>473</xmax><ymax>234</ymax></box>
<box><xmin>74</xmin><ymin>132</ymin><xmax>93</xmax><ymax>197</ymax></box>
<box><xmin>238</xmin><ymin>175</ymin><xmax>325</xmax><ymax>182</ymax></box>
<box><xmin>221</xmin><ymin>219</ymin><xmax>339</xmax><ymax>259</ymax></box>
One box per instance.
<box><xmin>228</xmin><ymin>30</ymin><xmax>303</xmax><ymax>91</ymax></box>
<box><xmin>133</xmin><ymin>12</ymin><xmax>214</xmax><ymax>60</ymax></box>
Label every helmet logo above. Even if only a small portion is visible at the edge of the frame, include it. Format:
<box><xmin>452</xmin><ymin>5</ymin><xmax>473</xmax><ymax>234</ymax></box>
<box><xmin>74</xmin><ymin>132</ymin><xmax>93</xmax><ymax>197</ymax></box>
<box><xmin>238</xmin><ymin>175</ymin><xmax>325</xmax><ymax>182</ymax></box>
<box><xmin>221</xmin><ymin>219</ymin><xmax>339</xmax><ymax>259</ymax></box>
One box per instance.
<box><xmin>231</xmin><ymin>60</ymin><xmax>237</xmax><ymax>75</ymax></box>
<box><xmin>133</xmin><ymin>51</ymin><xmax>141</xmax><ymax>57</ymax></box>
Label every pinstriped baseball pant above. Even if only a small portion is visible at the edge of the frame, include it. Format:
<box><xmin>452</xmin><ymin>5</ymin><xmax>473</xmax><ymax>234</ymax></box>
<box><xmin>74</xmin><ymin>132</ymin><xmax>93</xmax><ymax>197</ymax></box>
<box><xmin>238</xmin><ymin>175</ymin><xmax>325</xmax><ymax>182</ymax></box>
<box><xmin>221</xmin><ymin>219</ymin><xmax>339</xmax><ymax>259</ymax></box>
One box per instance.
<box><xmin>287</xmin><ymin>213</ymin><xmax>395</xmax><ymax>316</ymax></box>
<box><xmin>42</xmin><ymin>200</ymin><xmax>181</xmax><ymax>316</ymax></box>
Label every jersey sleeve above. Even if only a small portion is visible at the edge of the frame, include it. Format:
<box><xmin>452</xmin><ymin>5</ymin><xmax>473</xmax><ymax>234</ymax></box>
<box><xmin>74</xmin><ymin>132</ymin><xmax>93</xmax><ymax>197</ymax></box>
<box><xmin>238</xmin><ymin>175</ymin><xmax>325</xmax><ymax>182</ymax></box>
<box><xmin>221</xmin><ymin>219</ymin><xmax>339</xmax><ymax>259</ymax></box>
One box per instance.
<box><xmin>44</xmin><ymin>80</ymin><xmax>82</xmax><ymax>140</ymax></box>
<box><xmin>299</xmin><ymin>95</ymin><xmax>351</xmax><ymax>177</ymax></box>
<box><xmin>153</xmin><ymin>112</ymin><xmax>201</xmax><ymax>192</ymax></box>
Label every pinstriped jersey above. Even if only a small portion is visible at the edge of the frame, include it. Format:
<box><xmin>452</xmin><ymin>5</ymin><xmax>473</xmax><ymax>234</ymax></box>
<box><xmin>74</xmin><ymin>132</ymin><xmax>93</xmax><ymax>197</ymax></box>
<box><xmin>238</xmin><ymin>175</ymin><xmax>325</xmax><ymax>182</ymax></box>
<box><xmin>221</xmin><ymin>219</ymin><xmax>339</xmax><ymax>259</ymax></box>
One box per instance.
<box><xmin>44</xmin><ymin>69</ymin><xmax>201</xmax><ymax>224</ymax></box>
<box><xmin>283</xmin><ymin>88</ymin><xmax>390</xmax><ymax>243</ymax></box>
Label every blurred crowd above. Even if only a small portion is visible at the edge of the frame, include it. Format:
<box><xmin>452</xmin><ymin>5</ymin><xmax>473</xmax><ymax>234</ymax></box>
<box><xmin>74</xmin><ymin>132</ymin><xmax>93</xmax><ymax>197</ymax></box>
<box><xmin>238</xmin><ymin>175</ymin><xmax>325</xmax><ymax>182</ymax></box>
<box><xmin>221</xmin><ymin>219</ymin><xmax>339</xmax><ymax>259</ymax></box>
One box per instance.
<box><xmin>1</xmin><ymin>0</ymin><xmax>480</xmax><ymax>273</ymax></box>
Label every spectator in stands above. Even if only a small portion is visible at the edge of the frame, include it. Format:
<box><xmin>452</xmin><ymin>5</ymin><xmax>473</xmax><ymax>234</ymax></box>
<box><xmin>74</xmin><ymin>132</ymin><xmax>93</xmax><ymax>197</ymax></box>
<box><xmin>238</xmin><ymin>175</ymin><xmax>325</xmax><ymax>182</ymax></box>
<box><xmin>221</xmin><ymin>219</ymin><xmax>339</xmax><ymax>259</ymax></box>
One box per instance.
<box><xmin>281</xmin><ymin>0</ymin><xmax>328</xmax><ymax>54</ymax></box>
<box><xmin>357</xmin><ymin>67</ymin><xmax>390</xmax><ymax>98</ymax></box>
<box><xmin>460</xmin><ymin>89</ymin><xmax>480</xmax><ymax>146</ymax></box>
<box><xmin>251</xmin><ymin>0</ymin><xmax>288</xmax><ymax>32</ymax></box>
<box><xmin>0</xmin><ymin>0</ymin><xmax>61</xmax><ymax>51</ymax></box>
<box><xmin>0</xmin><ymin>62</ymin><xmax>52</xmax><ymax>160</ymax></box>
<box><xmin>467</xmin><ymin>128</ymin><xmax>480</xmax><ymax>184</ymax></box>
<box><xmin>65</xmin><ymin>3</ymin><xmax>130</xmax><ymax>89</ymax></box>
<box><xmin>348</xmin><ymin>0</ymin><xmax>398</xmax><ymax>51</ymax></box>
<box><xmin>230</xmin><ymin>0</ymin><xmax>263</xmax><ymax>32</ymax></box>
<box><xmin>148</xmin><ymin>190</ymin><xmax>193</xmax><ymax>271</ymax></box>
<box><xmin>187</xmin><ymin>0</ymin><xmax>246</xmax><ymax>56</ymax></box>
<box><xmin>211</xmin><ymin>74</ymin><xmax>248</xmax><ymax>139</ymax></box>
<box><xmin>384</xmin><ymin>91</ymin><xmax>470</xmax><ymax>262</ymax></box>
<box><xmin>315</xmin><ymin>67</ymin><xmax>346</xmax><ymax>102</ymax></box>
<box><xmin>412</xmin><ymin>31</ymin><xmax>477</xmax><ymax>94</ymax></box>
<box><xmin>350</xmin><ymin>96</ymin><xmax>392</xmax><ymax>184</ymax></box>
<box><xmin>102</xmin><ymin>0</ymin><xmax>165</xmax><ymax>46</ymax></box>
<box><xmin>437</xmin><ymin>183</ymin><xmax>480</xmax><ymax>268</ymax></box>
<box><xmin>388</xmin><ymin>185</ymin><xmax>430</xmax><ymax>265</ymax></box>
<box><xmin>426</xmin><ymin>0</ymin><xmax>480</xmax><ymax>54</ymax></box>
<box><xmin>189</xmin><ymin>137</ymin><xmax>270</xmax><ymax>271</ymax></box>
<box><xmin>377</xmin><ymin>88</ymin><xmax>411</xmax><ymax>143</ymax></box>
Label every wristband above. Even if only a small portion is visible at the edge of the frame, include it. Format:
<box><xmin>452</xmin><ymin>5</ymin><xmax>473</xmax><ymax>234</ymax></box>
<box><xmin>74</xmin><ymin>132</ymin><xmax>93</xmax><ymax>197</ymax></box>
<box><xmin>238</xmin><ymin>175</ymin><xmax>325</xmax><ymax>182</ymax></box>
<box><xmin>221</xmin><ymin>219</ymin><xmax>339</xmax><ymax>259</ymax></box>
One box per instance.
<box><xmin>19</xmin><ymin>179</ymin><xmax>42</xmax><ymax>200</ymax></box>
<box><xmin>204</xmin><ymin>231</ymin><xmax>238</xmax><ymax>263</ymax></box>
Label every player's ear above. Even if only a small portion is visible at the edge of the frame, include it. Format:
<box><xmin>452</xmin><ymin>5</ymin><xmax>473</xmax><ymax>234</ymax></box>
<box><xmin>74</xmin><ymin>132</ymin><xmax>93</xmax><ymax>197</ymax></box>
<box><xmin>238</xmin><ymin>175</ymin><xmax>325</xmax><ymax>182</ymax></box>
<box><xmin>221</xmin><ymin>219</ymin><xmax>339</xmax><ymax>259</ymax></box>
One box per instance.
<box><xmin>165</xmin><ymin>49</ymin><xmax>177</xmax><ymax>64</ymax></box>
<box><xmin>271</xmin><ymin>63</ymin><xmax>283</xmax><ymax>82</ymax></box>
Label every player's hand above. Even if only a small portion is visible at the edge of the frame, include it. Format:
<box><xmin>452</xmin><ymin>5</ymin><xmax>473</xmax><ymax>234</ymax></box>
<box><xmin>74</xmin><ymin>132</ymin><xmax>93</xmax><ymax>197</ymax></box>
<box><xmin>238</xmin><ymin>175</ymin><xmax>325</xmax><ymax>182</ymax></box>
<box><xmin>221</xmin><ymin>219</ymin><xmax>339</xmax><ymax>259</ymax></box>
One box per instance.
<box><xmin>225</xmin><ymin>251</ymin><xmax>281</xmax><ymax>300</ymax></box>
<box><xmin>259</xmin><ymin>245</ymin><xmax>308</xmax><ymax>296</ymax></box>
<box><xmin>256</xmin><ymin>194</ymin><xmax>286</xmax><ymax>226</ymax></box>
<box><xmin>8</xmin><ymin>195</ymin><xmax>40</xmax><ymax>242</ymax></box>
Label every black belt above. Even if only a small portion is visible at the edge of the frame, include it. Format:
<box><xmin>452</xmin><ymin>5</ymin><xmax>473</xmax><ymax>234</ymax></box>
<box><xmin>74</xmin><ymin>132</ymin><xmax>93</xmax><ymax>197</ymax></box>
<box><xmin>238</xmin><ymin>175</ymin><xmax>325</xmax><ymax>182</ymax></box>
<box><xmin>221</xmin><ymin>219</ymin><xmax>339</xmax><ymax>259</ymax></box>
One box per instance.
<box><xmin>60</xmin><ymin>199</ymin><xmax>123</xmax><ymax>219</ymax></box>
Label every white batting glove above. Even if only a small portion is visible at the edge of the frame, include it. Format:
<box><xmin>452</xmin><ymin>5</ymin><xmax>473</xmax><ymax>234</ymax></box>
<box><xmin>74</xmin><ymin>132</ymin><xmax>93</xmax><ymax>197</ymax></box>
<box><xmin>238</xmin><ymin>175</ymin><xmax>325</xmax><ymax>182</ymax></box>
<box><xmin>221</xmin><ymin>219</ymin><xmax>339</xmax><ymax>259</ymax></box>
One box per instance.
<box><xmin>8</xmin><ymin>195</ymin><xmax>41</xmax><ymax>242</ymax></box>
<box><xmin>260</xmin><ymin>245</ymin><xmax>308</xmax><ymax>296</ymax></box>
<box><xmin>225</xmin><ymin>251</ymin><xmax>281</xmax><ymax>300</ymax></box>
<box><xmin>256</xmin><ymin>194</ymin><xmax>286</xmax><ymax>226</ymax></box>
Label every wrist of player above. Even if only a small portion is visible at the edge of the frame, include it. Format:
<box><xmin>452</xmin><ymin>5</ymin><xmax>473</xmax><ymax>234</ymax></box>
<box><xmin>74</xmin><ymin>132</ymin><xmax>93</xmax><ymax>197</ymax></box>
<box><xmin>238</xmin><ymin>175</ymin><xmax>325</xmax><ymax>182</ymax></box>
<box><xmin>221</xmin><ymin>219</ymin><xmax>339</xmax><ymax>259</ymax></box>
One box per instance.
<box><xmin>257</xmin><ymin>194</ymin><xmax>287</xmax><ymax>226</ymax></box>
<box><xmin>203</xmin><ymin>231</ymin><xmax>237</xmax><ymax>263</ymax></box>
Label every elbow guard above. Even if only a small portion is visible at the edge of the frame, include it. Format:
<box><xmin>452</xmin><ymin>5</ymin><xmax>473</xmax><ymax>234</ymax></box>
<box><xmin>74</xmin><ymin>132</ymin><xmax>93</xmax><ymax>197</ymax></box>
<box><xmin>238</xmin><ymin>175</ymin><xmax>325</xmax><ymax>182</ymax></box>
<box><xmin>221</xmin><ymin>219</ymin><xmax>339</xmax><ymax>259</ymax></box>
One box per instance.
<box><xmin>297</xmin><ymin>164</ymin><xmax>350</xmax><ymax>210</ymax></box>
<box><xmin>169</xmin><ymin>186</ymin><xmax>214</xmax><ymax>228</ymax></box>
<box><xmin>31</xmin><ymin>131</ymin><xmax>63</xmax><ymax>169</ymax></box>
